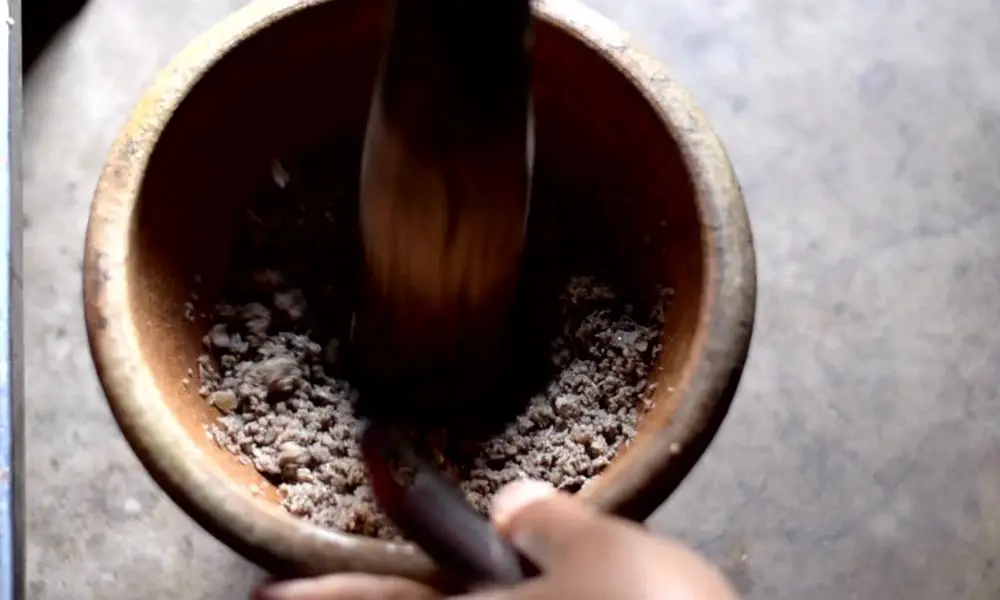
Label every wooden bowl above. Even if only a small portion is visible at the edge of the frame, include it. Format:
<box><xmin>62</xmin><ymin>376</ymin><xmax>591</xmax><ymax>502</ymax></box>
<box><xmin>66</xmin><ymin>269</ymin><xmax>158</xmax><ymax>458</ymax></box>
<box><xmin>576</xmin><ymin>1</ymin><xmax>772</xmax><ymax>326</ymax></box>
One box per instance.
<box><xmin>83</xmin><ymin>0</ymin><xmax>756</xmax><ymax>583</ymax></box>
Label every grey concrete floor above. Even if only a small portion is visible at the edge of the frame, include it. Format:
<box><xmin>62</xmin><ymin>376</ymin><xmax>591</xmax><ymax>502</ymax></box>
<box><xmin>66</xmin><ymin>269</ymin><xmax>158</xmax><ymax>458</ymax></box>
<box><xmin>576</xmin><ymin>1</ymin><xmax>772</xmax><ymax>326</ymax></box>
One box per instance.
<box><xmin>23</xmin><ymin>0</ymin><xmax>1000</xmax><ymax>598</ymax></box>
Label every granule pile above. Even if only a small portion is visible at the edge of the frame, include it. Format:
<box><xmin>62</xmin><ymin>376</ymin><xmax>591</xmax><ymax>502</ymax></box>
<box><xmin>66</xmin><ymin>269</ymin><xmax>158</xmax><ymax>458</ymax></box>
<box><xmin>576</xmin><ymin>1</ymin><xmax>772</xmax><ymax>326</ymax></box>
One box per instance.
<box><xmin>198</xmin><ymin>274</ymin><xmax>664</xmax><ymax>539</ymax></box>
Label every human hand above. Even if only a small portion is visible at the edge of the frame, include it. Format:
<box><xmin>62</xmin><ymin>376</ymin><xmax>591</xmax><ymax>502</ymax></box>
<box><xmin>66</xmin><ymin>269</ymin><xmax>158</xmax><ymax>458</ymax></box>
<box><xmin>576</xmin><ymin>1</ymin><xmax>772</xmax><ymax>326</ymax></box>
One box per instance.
<box><xmin>252</xmin><ymin>480</ymin><xmax>740</xmax><ymax>600</ymax></box>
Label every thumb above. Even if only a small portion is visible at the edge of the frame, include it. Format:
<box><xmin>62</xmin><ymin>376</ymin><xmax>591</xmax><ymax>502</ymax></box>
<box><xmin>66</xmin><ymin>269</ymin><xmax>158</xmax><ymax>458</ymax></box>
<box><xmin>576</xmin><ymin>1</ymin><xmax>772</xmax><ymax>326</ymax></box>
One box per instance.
<box><xmin>489</xmin><ymin>480</ymin><xmax>631</xmax><ymax>570</ymax></box>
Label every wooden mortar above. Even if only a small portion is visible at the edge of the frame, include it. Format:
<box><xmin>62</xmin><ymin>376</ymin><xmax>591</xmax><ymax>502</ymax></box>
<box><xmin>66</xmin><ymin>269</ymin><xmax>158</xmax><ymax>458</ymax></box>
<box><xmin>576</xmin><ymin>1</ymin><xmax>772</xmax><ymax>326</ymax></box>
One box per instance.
<box><xmin>83</xmin><ymin>0</ymin><xmax>756</xmax><ymax>583</ymax></box>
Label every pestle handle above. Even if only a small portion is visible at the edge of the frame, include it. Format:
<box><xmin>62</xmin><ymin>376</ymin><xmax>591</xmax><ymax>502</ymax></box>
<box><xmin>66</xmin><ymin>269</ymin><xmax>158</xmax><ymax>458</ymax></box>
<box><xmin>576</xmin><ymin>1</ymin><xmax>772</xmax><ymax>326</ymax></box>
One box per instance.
<box><xmin>360</xmin><ymin>422</ymin><xmax>538</xmax><ymax>587</ymax></box>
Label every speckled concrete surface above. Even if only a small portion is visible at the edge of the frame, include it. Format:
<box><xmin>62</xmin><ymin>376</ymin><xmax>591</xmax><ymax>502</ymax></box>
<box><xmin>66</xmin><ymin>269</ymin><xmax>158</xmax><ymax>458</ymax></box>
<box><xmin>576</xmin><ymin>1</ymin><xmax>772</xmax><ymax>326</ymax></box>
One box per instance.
<box><xmin>24</xmin><ymin>0</ymin><xmax>1000</xmax><ymax>598</ymax></box>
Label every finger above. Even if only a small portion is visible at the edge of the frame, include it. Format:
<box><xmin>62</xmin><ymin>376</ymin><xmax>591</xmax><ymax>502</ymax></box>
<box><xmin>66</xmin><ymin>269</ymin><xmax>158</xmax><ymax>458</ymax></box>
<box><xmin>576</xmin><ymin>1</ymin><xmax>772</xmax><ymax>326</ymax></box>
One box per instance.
<box><xmin>489</xmin><ymin>480</ymin><xmax>637</xmax><ymax>570</ymax></box>
<box><xmin>454</xmin><ymin>579</ymin><xmax>554</xmax><ymax>600</ymax></box>
<box><xmin>253</xmin><ymin>573</ymin><xmax>442</xmax><ymax>600</ymax></box>
<box><xmin>489</xmin><ymin>480</ymin><xmax>559</xmax><ymax>530</ymax></box>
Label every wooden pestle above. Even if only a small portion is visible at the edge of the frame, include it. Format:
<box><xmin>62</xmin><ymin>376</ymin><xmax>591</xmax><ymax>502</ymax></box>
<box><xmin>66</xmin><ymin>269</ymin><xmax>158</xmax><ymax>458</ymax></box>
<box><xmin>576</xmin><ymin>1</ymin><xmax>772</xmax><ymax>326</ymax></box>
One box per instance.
<box><xmin>353</xmin><ymin>0</ymin><xmax>535</xmax><ymax>425</ymax></box>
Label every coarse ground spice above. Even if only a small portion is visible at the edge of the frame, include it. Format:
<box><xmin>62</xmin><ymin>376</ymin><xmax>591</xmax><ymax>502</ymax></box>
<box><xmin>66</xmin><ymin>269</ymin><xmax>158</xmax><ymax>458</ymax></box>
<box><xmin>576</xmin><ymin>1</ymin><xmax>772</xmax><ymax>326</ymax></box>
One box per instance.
<box><xmin>193</xmin><ymin>140</ymin><xmax>667</xmax><ymax>540</ymax></box>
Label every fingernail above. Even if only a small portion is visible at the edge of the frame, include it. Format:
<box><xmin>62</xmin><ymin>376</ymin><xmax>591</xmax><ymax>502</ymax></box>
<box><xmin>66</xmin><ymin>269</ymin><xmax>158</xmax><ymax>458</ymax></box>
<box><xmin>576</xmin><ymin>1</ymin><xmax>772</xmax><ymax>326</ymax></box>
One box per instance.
<box><xmin>491</xmin><ymin>479</ymin><xmax>556</xmax><ymax>528</ymax></box>
<box><xmin>252</xmin><ymin>579</ymin><xmax>307</xmax><ymax>600</ymax></box>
